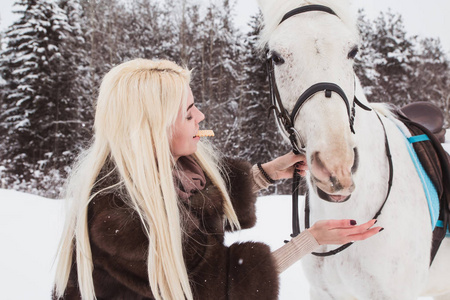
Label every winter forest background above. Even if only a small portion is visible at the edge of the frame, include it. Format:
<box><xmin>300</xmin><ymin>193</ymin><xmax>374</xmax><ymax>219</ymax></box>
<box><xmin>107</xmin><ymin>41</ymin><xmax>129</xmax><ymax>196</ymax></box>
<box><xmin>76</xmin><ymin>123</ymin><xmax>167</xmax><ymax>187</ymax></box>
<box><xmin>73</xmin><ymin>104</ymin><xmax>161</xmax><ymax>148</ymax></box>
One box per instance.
<box><xmin>0</xmin><ymin>0</ymin><xmax>449</xmax><ymax>198</ymax></box>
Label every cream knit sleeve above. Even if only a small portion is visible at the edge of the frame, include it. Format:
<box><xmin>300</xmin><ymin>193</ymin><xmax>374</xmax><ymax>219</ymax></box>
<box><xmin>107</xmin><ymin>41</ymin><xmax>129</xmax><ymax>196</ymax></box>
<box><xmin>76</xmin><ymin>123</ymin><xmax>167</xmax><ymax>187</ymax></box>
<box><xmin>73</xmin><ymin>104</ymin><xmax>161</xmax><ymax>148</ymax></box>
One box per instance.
<box><xmin>250</xmin><ymin>164</ymin><xmax>272</xmax><ymax>193</ymax></box>
<box><xmin>272</xmin><ymin>230</ymin><xmax>320</xmax><ymax>273</ymax></box>
<box><xmin>251</xmin><ymin>164</ymin><xmax>320</xmax><ymax>272</ymax></box>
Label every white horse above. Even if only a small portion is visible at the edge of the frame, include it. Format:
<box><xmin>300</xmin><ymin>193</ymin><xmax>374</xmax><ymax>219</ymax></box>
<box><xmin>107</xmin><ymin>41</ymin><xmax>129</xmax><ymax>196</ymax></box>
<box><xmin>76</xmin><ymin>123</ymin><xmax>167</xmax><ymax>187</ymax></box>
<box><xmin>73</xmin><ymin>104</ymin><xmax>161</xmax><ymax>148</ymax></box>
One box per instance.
<box><xmin>257</xmin><ymin>0</ymin><xmax>450</xmax><ymax>299</ymax></box>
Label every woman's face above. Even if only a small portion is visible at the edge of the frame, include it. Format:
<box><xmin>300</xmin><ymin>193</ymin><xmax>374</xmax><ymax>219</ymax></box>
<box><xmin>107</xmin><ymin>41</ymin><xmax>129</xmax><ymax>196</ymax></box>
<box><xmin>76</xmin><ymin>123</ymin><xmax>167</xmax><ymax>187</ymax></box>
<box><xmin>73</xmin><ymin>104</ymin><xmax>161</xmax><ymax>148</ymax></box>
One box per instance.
<box><xmin>170</xmin><ymin>87</ymin><xmax>205</xmax><ymax>160</ymax></box>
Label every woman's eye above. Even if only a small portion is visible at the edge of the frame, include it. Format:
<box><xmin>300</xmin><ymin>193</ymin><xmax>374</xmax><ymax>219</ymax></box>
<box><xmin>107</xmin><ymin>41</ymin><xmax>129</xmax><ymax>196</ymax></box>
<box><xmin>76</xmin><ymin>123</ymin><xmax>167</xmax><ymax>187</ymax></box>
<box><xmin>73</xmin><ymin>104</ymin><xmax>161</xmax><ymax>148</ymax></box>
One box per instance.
<box><xmin>271</xmin><ymin>53</ymin><xmax>285</xmax><ymax>65</ymax></box>
<box><xmin>348</xmin><ymin>47</ymin><xmax>359</xmax><ymax>59</ymax></box>
<box><xmin>187</xmin><ymin>115</ymin><xmax>193</xmax><ymax>120</ymax></box>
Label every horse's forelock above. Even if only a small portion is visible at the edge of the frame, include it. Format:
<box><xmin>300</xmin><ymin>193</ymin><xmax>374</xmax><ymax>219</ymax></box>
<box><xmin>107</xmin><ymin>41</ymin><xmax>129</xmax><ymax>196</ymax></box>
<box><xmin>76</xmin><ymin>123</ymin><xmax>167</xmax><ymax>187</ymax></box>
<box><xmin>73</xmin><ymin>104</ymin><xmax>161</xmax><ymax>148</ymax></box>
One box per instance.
<box><xmin>258</xmin><ymin>0</ymin><xmax>358</xmax><ymax>51</ymax></box>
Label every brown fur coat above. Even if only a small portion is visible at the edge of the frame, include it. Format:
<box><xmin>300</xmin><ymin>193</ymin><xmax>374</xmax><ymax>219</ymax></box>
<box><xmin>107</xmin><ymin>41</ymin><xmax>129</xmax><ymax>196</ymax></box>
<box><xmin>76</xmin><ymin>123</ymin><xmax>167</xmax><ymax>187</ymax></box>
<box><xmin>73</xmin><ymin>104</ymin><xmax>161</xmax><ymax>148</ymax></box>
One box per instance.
<box><xmin>57</xmin><ymin>158</ymin><xmax>279</xmax><ymax>299</ymax></box>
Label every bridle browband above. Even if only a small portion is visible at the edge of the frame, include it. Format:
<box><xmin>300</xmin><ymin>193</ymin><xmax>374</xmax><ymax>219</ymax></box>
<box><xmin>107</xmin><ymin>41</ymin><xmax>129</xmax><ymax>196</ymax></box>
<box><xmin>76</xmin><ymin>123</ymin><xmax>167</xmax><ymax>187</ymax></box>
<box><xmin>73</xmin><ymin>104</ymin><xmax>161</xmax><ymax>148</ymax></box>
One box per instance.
<box><xmin>266</xmin><ymin>5</ymin><xmax>393</xmax><ymax>257</ymax></box>
<box><xmin>279</xmin><ymin>4</ymin><xmax>337</xmax><ymax>24</ymax></box>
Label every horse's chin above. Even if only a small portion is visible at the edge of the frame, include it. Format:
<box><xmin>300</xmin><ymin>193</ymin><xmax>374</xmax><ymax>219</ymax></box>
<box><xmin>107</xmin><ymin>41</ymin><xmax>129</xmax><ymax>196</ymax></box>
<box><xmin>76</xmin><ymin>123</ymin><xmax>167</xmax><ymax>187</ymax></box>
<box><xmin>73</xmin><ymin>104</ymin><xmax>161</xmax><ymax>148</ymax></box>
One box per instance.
<box><xmin>316</xmin><ymin>186</ymin><xmax>351</xmax><ymax>203</ymax></box>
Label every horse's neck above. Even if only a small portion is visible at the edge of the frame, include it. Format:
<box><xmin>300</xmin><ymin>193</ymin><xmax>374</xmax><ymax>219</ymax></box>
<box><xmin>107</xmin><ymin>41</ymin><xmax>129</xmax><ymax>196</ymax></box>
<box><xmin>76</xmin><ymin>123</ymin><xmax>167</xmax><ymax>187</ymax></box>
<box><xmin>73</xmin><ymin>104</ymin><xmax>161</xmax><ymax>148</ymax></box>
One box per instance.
<box><xmin>354</xmin><ymin>103</ymin><xmax>393</xmax><ymax>192</ymax></box>
<box><xmin>353</xmin><ymin>84</ymin><xmax>392</xmax><ymax>183</ymax></box>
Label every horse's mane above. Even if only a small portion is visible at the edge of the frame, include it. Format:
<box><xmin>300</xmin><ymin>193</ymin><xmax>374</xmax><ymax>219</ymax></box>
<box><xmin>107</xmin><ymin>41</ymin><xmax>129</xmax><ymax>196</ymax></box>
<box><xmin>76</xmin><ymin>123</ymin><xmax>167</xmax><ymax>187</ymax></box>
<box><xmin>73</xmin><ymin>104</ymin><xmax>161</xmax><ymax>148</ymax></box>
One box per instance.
<box><xmin>371</xmin><ymin>103</ymin><xmax>398</xmax><ymax>122</ymax></box>
<box><xmin>258</xmin><ymin>0</ymin><xmax>359</xmax><ymax>50</ymax></box>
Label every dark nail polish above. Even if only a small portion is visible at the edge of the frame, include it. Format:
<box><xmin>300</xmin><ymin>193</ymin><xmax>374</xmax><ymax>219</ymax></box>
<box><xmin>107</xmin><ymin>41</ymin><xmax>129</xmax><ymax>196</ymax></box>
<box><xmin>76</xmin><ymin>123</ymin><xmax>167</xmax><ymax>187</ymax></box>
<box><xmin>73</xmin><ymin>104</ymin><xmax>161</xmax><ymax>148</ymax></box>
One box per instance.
<box><xmin>350</xmin><ymin>220</ymin><xmax>357</xmax><ymax>225</ymax></box>
<box><xmin>379</xmin><ymin>228</ymin><xmax>384</xmax><ymax>232</ymax></box>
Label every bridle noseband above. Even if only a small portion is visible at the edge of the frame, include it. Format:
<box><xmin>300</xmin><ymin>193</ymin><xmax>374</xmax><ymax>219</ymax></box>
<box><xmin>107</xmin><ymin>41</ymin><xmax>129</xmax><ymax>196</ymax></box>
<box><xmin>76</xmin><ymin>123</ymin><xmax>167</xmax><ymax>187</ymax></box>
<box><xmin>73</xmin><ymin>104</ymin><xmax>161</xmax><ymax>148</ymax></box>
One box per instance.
<box><xmin>266</xmin><ymin>5</ymin><xmax>393</xmax><ymax>257</ymax></box>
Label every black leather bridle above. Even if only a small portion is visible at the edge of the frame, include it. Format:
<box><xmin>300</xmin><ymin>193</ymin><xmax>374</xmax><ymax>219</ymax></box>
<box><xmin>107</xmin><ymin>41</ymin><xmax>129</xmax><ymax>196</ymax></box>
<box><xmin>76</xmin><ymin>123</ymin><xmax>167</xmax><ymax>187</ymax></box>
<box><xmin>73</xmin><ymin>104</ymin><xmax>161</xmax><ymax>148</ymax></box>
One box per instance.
<box><xmin>265</xmin><ymin>5</ymin><xmax>393</xmax><ymax>257</ymax></box>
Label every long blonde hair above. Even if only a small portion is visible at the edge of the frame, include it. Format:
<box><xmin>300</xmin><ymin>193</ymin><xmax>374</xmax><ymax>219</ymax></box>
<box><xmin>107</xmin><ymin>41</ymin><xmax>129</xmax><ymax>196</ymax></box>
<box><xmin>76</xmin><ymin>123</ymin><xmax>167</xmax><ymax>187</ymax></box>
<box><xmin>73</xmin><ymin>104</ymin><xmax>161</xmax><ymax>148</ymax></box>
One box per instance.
<box><xmin>54</xmin><ymin>59</ymin><xmax>240</xmax><ymax>300</ymax></box>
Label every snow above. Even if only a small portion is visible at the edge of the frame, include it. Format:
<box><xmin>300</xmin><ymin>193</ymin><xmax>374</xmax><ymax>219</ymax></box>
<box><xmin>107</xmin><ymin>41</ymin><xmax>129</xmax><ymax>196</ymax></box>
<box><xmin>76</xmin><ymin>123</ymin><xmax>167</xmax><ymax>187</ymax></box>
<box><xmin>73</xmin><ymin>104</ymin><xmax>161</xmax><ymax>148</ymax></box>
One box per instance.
<box><xmin>0</xmin><ymin>190</ymin><xmax>438</xmax><ymax>299</ymax></box>
<box><xmin>0</xmin><ymin>189</ymin><xmax>64</xmax><ymax>299</ymax></box>
<box><xmin>2</xmin><ymin>131</ymin><xmax>450</xmax><ymax>299</ymax></box>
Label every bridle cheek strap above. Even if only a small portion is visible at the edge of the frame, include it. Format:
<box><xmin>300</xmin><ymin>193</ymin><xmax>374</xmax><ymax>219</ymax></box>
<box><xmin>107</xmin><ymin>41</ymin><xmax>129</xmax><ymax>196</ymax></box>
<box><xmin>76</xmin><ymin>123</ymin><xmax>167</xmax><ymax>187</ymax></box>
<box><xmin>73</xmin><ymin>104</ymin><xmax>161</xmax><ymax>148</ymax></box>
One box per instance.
<box><xmin>267</xmin><ymin>57</ymin><xmax>305</xmax><ymax>154</ymax></box>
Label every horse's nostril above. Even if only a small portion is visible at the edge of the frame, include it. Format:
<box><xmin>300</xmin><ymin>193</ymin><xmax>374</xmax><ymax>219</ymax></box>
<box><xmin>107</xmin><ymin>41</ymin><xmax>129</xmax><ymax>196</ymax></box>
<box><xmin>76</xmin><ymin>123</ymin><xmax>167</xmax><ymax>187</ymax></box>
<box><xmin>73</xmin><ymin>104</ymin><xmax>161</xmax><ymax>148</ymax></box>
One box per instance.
<box><xmin>351</xmin><ymin>147</ymin><xmax>359</xmax><ymax>173</ymax></box>
<box><xmin>311</xmin><ymin>151</ymin><xmax>320</xmax><ymax>167</ymax></box>
<box><xmin>330</xmin><ymin>176</ymin><xmax>343</xmax><ymax>191</ymax></box>
<box><xmin>310</xmin><ymin>151</ymin><xmax>331</xmax><ymax>179</ymax></box>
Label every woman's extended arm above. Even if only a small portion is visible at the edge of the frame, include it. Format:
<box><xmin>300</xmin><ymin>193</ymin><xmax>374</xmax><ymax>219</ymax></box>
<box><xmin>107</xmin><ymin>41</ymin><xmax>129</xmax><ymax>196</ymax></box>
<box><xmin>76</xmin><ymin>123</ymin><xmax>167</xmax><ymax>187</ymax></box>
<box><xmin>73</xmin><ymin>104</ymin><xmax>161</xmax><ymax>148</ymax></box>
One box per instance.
<box><xmin>272</xmin><ymin>219</ymin><xmax>382</xmax><ymax>273</ymax></box>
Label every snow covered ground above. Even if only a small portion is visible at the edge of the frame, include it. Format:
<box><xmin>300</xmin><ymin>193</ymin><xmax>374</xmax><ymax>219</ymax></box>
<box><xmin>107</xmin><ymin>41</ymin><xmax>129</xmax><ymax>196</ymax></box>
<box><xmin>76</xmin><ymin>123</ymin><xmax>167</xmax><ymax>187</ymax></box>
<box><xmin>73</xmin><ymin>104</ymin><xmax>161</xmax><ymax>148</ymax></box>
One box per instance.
<box><xmin>0</xmin><ymin>191</ymin><xmax>440</xmax><ymax>300</ymax></box>
<box><xmin>2</xmin><ymin>133</ymin><xmax>449</xmax><ymax>299</ymax></box>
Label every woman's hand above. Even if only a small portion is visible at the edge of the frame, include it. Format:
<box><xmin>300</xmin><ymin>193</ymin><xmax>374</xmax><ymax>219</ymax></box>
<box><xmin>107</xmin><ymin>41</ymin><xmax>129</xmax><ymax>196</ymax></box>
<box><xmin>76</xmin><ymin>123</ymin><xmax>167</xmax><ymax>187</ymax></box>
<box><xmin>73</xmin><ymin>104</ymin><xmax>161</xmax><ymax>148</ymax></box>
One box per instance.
<box><xmin>261</xmin><ymin>151</ymin><xmax>308</xmax><ymax>180</ymax></box>
<box><xmin>308</xmin><ymin>219</ymin><xmax>383</xmax><ymax>245</ymax></box>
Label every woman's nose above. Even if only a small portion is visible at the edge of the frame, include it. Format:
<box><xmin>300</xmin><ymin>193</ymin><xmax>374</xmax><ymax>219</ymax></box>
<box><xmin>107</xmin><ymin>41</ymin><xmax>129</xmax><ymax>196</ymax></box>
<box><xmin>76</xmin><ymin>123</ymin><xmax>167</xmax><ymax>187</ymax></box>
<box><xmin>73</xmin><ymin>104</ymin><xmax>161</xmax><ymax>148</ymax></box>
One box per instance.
<box><xmin>198</xmin><ymin>110</ymin><xmax>205</xmax><ymax>123</ymax></box>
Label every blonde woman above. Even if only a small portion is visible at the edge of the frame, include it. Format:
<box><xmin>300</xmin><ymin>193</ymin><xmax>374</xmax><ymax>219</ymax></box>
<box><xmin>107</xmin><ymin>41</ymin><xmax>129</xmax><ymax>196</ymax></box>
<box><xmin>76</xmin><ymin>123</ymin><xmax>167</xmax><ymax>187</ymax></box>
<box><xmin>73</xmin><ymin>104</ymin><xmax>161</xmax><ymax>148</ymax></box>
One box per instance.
<box><xmin>53</xmin><ymin>59</ymin><xmax>382</xmax><ymax>300</ymax></box>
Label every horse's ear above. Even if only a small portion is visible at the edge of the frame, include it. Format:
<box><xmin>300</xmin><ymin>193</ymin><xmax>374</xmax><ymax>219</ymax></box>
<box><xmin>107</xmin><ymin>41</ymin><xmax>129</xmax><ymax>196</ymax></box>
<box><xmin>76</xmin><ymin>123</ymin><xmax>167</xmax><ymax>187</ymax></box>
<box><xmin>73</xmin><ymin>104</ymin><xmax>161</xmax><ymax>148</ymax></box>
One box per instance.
<box><xmin>256</xmin><ymin>0</ymin><xmax>273</xmax><ymax>18</ymax></box>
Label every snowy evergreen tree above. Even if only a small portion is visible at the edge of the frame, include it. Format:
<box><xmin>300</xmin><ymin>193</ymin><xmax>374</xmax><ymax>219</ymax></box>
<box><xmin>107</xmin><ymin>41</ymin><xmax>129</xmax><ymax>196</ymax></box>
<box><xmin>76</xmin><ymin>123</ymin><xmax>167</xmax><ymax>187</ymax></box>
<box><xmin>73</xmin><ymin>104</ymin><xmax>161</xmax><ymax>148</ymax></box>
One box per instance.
<box><xmin>355</xmin><ymin>9</ymin><xmax>379</xmax><ymax>98</ymax></box>
<box><xmin>76</xmin><ymin>0</ymin><xmax>130</xmax><ymax>102</ymax></box>
<box><xmin>192</xmin><ymin>0</ymin><xmax>245</xmax><ymax>157</ymax></box>
<box><xmin>125</xmin><ymin>0</ymin><xmax>165</xmax><ymax>60</ymax></box>
<box><xmin>365</xmin><ymin>10</ymin><xmax>416</xmax><ymax>105</ymax></box>
<box><xmin>157</xmin><ymin>0</ymin><xmax>200</xmax><ymax>64</ymax></box>
<box><xmin>0</xmin><ymin>0</ymin><xmax>87</xmax><ymax>195</ymax></box>
<box><xmin>410</xmin><ymin>38</ymin><xmax>450</xmax><ymax>125</ymax></box>
<box><xmin>239</xmin><ymin>13</ymin><xmax>290</xmax><ymax>193</ymax></box>
<box><xmin>57</xmin><ymin>0</ymin><xmax>94</xmax><ymax>156</ymax></box>
<box><xmin>356</xmin><ymin>9</ymin><xmax>449</xmax><ymax>120</ymax></box>
<box><xmin>240</xmin><ymin>13</ymin><xmax>288</xmax><ymax>160</ymax></box>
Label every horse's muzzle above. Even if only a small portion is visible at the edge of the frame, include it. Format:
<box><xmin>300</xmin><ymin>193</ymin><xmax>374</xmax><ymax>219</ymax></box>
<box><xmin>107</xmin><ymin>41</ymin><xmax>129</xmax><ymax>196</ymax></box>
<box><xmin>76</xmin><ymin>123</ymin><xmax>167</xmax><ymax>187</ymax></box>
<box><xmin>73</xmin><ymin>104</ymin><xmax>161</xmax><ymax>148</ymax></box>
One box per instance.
<box><xmin>309</xmin><ymin>148</ymin><xmax>356</xmax><ymax>203</ymax></box>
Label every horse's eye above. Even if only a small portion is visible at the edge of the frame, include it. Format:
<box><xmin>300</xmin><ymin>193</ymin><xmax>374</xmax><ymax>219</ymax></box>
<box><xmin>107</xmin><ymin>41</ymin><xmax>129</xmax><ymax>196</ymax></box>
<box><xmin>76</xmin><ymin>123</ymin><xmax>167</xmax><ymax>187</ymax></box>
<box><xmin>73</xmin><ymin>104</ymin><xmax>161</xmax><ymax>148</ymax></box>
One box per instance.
<box><xmin>271</xmin><ymin>53</ymin><xmax>285</xmax><ymax>65</ymax></box>
<box><xmin>347</xmin><ymin>47</ymin><xmax>359</xmax><ymax>59</ymax></box>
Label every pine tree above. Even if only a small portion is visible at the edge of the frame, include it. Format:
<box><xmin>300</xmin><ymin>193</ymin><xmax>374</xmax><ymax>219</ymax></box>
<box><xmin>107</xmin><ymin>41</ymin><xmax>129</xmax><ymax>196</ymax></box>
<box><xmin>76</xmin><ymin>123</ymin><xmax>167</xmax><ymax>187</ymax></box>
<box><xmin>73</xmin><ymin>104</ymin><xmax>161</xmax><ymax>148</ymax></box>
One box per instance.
<box><xmin>77</xmin><ymin>0</ymin><xmax>130</xmax><ymax>102</ymax></box>
<box><xmin>410</xmin><ymin>38</ymin><xmax>450</xmax><ymax>125</ymax></box>
<box><xmin>0</xmin><ymin>0</ymin><xmax>81</xmax><ymax>195</ymax></box>
<box><xmin>355</xmin><ymin>9</ymin><xmax>379</xmax><ymax>98</ymax></box>
<box><xmin>239</xmin><ymin>13</ymin><xmax>290</xmax><ymax>193</ymax></box>
<box><xmin>368</xmin><ymin>10</ymin><xmax>416</xmax><ymax>105</ymax></box>
<box><xmin>57</xmin><ymin>0</ymin><xmax>94</xmax><ymax>158</ymax></box>
<box><xmin>240</xmin><ymin>13</ymin><xmax>286</xmax><ymax>159</ymax></box>
<box><xmin>126</xmin><ymin>0</ymin><xmax>164</xmax><ymax>60</ymax></box>
<box><xmin>193</xmin><ymin>0</ymin><xmax>244</xmax><ymax>156</ymax></box>
<box><xmin>356</xmin><ymin>9</ymin><xmax>450</xmax><ymax>121</ymax></box>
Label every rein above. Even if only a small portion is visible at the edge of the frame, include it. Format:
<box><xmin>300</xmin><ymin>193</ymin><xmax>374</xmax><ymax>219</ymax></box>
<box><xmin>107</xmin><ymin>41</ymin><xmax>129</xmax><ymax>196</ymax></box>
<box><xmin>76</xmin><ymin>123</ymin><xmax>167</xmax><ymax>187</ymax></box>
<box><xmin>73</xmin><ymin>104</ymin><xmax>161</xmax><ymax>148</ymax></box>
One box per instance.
<box><xmin>267</xmin><ymin>5</ymin><xmax>393</xmax><ymax>256</ymax></box>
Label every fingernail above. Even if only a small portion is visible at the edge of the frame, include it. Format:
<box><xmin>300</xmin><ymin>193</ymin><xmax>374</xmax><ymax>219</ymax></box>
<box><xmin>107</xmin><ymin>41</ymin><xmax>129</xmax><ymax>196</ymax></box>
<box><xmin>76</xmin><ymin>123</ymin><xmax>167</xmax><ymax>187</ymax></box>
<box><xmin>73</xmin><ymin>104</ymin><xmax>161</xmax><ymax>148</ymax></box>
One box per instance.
<box><xmin>379</xmin><ymin>228</ymin><xmax>384</xmax><ymax>232</ymax></box>
<box><xmin>374</xmin><ymin>220</ymin><xmax>377</xmax><ymax>224</ymax></box>
<box><xmin>350</xmin><ymin>220</ymin><xmax>357</xmax><ymax>225</ymax></box>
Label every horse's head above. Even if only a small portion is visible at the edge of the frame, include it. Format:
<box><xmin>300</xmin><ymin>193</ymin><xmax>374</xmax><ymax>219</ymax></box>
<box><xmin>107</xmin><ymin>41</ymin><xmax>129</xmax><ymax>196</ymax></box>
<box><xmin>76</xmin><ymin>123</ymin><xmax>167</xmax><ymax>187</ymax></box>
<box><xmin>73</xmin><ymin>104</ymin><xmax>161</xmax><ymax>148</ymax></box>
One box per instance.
<box><xmin>259</xmin><ymin>0</ymin><xmax>363</xmax><ymax>203</ymax></box>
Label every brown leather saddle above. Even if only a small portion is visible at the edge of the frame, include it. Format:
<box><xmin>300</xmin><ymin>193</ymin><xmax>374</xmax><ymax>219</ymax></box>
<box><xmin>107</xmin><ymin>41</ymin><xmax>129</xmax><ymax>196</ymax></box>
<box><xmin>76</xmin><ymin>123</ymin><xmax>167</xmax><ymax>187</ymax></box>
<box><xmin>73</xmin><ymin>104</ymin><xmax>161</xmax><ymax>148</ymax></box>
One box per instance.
<box><xmin>396</xmin><ymin>102</ymin><xmax>450</xmax><ymax>265</ymax></box>
<box><xmin>400</xmin><ymin>101</ymin><xmax>446</xmax><ymax>143</ymax></box>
